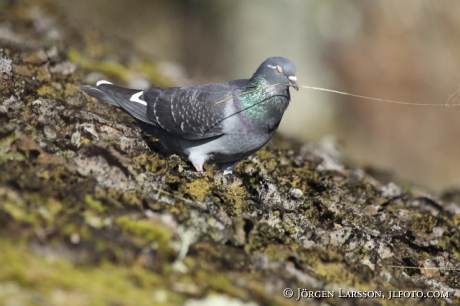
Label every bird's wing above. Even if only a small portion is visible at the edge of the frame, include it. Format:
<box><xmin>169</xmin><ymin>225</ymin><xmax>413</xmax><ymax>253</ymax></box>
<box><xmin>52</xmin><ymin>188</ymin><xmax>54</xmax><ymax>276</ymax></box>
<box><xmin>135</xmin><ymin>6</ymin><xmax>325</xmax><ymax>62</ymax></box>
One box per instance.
<box><xmin>81</xmin><ymin>80</ymin><xmax>249</xmax><ymax>140</ymax></box>
<box><xmin>144</xmin><ymin>80</ymin><xmax>247</xmax><ymax>140</ymax></box>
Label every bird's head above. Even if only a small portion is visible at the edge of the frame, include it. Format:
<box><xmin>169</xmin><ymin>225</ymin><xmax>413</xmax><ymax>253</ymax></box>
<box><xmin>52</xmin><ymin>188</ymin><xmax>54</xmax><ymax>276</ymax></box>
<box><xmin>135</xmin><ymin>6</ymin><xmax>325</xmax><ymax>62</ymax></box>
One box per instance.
<box><xmin>255</xmin><ymin>56</ymin><xmax>299</xmax><ymax>91</ymax></box>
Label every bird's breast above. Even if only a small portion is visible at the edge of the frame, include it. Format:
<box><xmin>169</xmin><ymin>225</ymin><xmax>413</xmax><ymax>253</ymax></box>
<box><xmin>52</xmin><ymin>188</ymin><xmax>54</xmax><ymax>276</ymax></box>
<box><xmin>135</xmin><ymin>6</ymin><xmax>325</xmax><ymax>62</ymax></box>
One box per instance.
<box><xmin>230</xmin><ymin>87</ymin><xmax>289</xmax><ymax>133</ymax></box>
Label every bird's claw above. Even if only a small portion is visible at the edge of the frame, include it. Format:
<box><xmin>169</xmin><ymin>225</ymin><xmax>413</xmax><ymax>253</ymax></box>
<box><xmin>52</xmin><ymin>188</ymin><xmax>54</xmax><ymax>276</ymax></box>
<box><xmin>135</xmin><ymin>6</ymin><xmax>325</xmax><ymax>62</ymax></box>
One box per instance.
<box><xmin>193</xmin><ymin>164</ymin><xmax>203</xmax><ymax>172</ymax></box>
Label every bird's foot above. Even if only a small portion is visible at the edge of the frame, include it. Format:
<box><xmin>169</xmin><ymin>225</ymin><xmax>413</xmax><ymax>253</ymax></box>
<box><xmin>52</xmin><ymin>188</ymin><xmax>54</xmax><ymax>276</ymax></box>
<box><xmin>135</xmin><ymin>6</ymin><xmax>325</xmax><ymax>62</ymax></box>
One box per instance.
<box><xmin>193</xmin><ymin>164</ymin><xmax>204</xmax><ymax>172</ymax></box>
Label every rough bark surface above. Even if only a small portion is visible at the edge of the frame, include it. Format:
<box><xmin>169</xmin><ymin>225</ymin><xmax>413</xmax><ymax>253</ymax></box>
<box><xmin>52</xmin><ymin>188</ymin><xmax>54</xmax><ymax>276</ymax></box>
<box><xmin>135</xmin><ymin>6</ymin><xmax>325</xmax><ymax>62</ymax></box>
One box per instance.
<box><xmin>0</xmin><ymin>1</ymin><xmax>459</xmax><ymax>305</ymax></box>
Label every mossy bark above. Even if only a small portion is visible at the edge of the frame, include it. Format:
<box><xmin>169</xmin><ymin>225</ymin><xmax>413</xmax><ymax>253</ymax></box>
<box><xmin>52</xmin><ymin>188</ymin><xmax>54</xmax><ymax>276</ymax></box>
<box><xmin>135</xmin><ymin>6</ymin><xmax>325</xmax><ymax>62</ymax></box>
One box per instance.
<box><xmin>0</xmin><ymin>1</ymin><xmax>459</xmax><ymax>305</ymax></box>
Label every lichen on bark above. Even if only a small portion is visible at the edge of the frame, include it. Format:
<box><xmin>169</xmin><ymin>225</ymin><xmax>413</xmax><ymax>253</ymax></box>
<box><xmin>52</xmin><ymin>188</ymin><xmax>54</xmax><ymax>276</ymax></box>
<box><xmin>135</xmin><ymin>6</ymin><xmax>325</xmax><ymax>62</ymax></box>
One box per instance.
<box><xmin>0</xmin><ymin>1</ymin><xmax>460</xmax><ymax>305</ymax></box>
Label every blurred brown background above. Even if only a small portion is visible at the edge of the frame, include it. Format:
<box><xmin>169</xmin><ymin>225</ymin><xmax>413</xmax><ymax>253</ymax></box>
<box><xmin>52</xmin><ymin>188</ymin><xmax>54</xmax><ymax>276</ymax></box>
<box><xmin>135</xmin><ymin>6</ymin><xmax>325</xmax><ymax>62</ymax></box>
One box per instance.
<box><xmin>50</xmin><ymin>0</ymin><xmax>460</xmax><ymax>191</ymax></box>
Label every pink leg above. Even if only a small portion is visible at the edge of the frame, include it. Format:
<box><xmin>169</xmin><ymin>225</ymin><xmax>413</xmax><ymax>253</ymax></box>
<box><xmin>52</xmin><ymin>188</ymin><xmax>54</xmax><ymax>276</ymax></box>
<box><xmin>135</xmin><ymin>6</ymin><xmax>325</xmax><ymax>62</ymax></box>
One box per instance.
<box><xmin>193</xmin><ymin>164</ymin><xmax>203</xmax><ymax>172</ymax></box>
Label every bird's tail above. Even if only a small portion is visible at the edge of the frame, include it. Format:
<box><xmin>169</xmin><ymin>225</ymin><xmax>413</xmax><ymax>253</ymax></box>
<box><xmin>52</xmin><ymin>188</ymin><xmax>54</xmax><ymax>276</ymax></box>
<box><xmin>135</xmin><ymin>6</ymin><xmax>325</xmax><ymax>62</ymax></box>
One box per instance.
<box><xmin>79</xmin><ymin>80</ymin><xmax>155</xmax><ymax>126</ymax></box>
<box><xmin>79</xmin><ymin>85</ymin><xmax>119</xmax><ymax>106</ymax></box>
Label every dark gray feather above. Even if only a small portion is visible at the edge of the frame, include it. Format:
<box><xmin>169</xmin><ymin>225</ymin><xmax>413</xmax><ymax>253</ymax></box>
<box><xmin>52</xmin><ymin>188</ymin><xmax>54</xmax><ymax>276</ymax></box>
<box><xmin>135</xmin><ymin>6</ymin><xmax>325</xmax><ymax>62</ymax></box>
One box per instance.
<box><xmin>143</xmin><ymin>82</ymin><xmax>243</xmax><ymax>140</ymax></box>
<box><xmin>79</xmin><ymin>85</ymin><xmax>118</xmax><ymax>106</ymax></box>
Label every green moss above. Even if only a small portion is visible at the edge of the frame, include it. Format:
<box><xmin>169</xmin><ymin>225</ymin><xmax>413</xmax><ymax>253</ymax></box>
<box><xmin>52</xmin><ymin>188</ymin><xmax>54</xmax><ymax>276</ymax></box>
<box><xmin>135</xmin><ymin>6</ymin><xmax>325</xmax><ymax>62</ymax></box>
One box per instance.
<box><xmin>130</xmin><ymin>60</ymin><xmax>175</xmax><ymax>87</ymax></box>
<box><xmin>37</xmin><ymin>84</ymin><xmax>57</xmax><ymax>97</ymax></box>
<box><xmin>1</xmin><ymin>200</ymin><xmax>39</xmax><ymax>225</ymax></box>
<box><xmin>132</xmin><ymin>153</ymin><xmax>166</xmax><ymax>174</ymax></box>
<box><xmin>0</xmin><ymin>238</ymin><xmax>182</xmax><ymax>306</ymax></box>
<box><xmin>0</xmin><ymin>130</ymin><xmax>17</xmax><ymax>149</ymax></box>
<box><xmin>84</xmin><ymin>194</ymin><xmax>106</xmax><ymax>213</ymax></box>
<box><xmin>260</xmin><ymin>159</ymin><xmax>278</xmax><ymax>172</ymax></box>
<box><xmin>314</xmin><ymin>261</ymin><xmax>372</xmax><ymax>289</ymax></box>
<box><xmin>262</xmin><ymin>245</ymin><xmax>290</xmax><ymax>262</ymax></box>
<box><xmin>68</xmin><ymin>48</ymin><xmax>173</xmax><ymax>87</ymax></box>
<box><xmin>180</xmin><ymin>179</ymin><xmax>210</xmax><ymax>202</ymax></box>
<box><xmin>35</xmin><ymin>196</ymin><xmax>62</xmax><ymax>224</ymax></box>
<box><xmin>0</xmin><ymin>130</ymin><xmax>25</xmax><ymax>162</ymax></box>
<box><xmin>281</xmin><ymin>220</ymin><xmax>296</xmax><ymax>236</ymax></box>
<box><xmin>452</xmin><ymin>214</ymin><xmax>460</xmax><ymax>228</ymax></box>
<box><xmin>83</xmin><ymin>210</ymin><xmax>106</xmax><ymax>229</ymax></box>
<box><xmin>165</xmin><ymin>173</ymin><xmax>181</xmax><ymax>185</ymax></box>
<box><xmin>68</xmin><ymin>48</ymin><xmax>128</xmax><ymax>81</ymax></box>
<box><xmin>217</xmin><ymin>183</ymin><xmax>249</xmax><ymax>215</ymax></box>
<box><xmin>115</xmin><ymin>216</ymin><xmax>172</xmax><ymax>253</ymax></box>
<box><xmin>412</xmin><ymin>215</ymin><xmax>437</xmax><ymax>233</ymax></box>
<box><xmin>56</xmin><ymin>150</ymin><xmax>76</xmax><ymax>159</ymax></box>
<box><xmin>255</xmin><ymin>147</ymin><xmax>276</xmax><ymax>160</ymax></box>
<box><xmin>63</xmin><ymin>83</ymin><xmax>80</xmax><ymax>96</ymax></box>
<box><xmin>0</xmin><ymin>151</ymin><xmax>25</xmax><ymax>162</ymax></box>
<box><xmin>80</xmin><ymin>136</ymin><xmax>91</xmax><ymax>145</ymax></box>
<box><xmin>120</xmin><ymin>192</ymin><xmax>143</xmax><ymax>209</ymax></box>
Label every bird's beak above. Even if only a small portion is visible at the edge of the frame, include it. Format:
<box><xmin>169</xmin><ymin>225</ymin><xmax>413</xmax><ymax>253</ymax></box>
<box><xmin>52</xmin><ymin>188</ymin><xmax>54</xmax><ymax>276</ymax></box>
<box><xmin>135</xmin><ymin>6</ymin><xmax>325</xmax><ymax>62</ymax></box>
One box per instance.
<box><xmin>288</xmin><ymin>76</ymin><xmax>299</xmax><ymax>91</ymax></box>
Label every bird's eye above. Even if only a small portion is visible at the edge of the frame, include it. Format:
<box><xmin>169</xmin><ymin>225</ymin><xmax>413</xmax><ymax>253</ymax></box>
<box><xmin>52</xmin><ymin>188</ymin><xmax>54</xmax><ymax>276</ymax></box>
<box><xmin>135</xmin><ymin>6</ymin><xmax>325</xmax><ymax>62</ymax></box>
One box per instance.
<box><xmin>275</xmin><ymin>65</ymin><xmax>283</xmax><ymax>74</ymax></box>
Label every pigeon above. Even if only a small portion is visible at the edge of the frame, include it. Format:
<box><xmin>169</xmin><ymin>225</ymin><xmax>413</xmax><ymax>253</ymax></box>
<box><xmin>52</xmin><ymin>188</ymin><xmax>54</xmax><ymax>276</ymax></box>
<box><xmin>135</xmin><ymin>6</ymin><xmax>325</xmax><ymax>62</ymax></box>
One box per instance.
<box><xmin>80</xmin><ymin>56</ymin><xmax>299</xmax><ymax>174</ymax></box>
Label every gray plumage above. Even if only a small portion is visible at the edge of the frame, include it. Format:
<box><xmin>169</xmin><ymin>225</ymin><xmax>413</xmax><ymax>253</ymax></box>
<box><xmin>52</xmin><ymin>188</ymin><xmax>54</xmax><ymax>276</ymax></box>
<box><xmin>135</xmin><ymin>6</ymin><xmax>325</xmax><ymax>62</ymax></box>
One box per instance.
<box><xmin>80</xmin><ymin>56</ymin><xmax>298</xmax><ymax>174</ymax></box>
